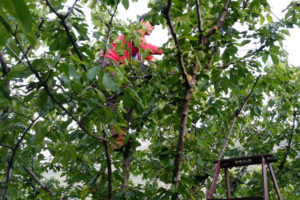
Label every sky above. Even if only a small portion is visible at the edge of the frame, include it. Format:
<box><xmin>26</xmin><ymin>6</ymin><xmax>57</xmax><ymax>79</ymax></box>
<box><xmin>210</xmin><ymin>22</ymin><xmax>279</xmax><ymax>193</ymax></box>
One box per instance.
<box><xmin>117</xmin><ymin>0</ymin><xmax>300</xmax><ymax>66</ymax></box>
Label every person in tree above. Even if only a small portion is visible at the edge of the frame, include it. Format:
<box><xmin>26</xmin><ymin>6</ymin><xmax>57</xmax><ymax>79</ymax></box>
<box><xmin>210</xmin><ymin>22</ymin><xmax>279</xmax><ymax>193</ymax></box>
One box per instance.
<box><xmin>102</xmin><ymin>13</ymin><xmax>162</xmax><ymax>66</ymax></box>
<box><xmin>100</xmin><ymin>13</ymin><xmax>163</xmax><ymax>150</ymax></box>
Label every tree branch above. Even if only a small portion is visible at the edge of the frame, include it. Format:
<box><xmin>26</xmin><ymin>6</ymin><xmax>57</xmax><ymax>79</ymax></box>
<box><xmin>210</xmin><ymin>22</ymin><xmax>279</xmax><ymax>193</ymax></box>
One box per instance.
<box><xmin>1</xmin><ymin>116</ymin><xmax>39</xmax><ymax>200</ymax></box>
<box><xmin>121</xmin><ymin>140</ymin><xmax>131</xmax><ymax>192</ymax></box>
<box><xmin>215</xmin><ymin>39</ymin><xmax>269</xmax><ymax>69</ymax></box>
<box><xmin>45</xmin><ymin>0</ymin><xmax>86</xmax><ymax>71</ymax></box>
<box><xmin>215</xmin><ymin>21</ymin><xmax>281</xmax><ymax>69</ymax></box>
<box><xmin>163</xmin><ymin>0</ymin><xmax>191</xmax><ymax>88</ymax></box>
<box><xmin>15</xmin><ymin>116</ymin><xmax>40</xmax><ymax>151</ymax></box>
<box><xmin>195</xmin><ymin>0</ymin><xmax>203</xmax><ymax>44</ymax></box>
<box><xmin>217</xmin><ymin>74</ymin><xmax>261</xmax><ymax>161</ymax></box>
<box><xmin>22</xmin><ymin>164</ymin><xmax>54</xmax><ymax>196</ymax></box>
<box><xmin>207</xmin><ymin>75</ymin><xmax>261</xmax><ymax>198</ymax></box>
<box><xmin>0</xmin><ymin>144</ymin><xmax>14</xmax><ymax>150</ymax></box>
<box><xmin>279</xmin><ymin>109</ymin><xmax>297</xmax><ymax>170</ymax></box>
<box><xmin>100</xmin><ymin>0</ymin><xmax>120</xmax><ymax>69</ymax></box>
<box><xmin>15</xmin><ymin>18</ymin><xmax>45</xmax><ymax>66</ymax></box>
<box><xmin>65</xmin><ymin>0</ymin><xmax>78</xmax><ymax>18</ymax></box>
<box><xmin>11</xmin><ymin>33</ymin><xmax>107</xmax><ymax>142</ymax></box>
<box><xmin>202</xmin><ymin>0</ymin><xmax>232</xmax><ymax>45</ymax></box>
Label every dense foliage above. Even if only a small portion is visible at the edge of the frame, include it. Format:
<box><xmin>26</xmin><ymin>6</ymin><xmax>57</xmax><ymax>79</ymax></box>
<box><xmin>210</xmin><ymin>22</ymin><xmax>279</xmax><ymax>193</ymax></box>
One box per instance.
<box><xmin>0</xmin><ymin>0</ymin><xmax>299</xmax><ymax>199</ymax></box>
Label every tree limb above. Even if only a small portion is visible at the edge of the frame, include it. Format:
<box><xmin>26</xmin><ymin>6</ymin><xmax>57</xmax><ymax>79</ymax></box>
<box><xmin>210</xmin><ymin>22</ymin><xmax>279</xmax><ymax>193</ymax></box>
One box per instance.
<box><xmin>22</xmin><ymin>164</ymin><xmax>54</xmax><ymax>196</ymax></box>
<box><xmin>45</xmin><ymin>0</ymin><xmax>86</xmax><ymax>71</ymax></box>
<box><xmin>163</xmin><ymin>0</ymin><xmax>191</xmax><ymax>88</ymax></box>
<box><xmin>201</xmin><ymin>0</ymin><xmax>231</xmax><ymax>45</ymax></box>
<box><xmin>217</xmin><ymin>74</ymin><xmax>261</xmax><ymax>161</ymax></box>
<box><xmin>279</xmin><ymin>109</ymin><xmax>297</xmax><ymax>170</ymax></box>
<box><xmin>207</xmin><ymin>75</ymin><xmax>261</xmax><ymax>198</ymax></box>
<box><xmin>195</xmin><ymin>0</ymin><xmax>203</xmax><ymax>44</ymax></box>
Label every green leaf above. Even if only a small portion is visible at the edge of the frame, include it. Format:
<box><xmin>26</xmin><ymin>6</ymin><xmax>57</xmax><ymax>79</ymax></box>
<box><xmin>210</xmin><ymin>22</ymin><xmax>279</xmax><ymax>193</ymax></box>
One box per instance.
<box><xmin>3</xmin><ymin>0</ymin><xmax>33</xmax><ymax>33</ymax></box>
<box><xmin>0</xmin><ymin>26</ymin><xmax>10</xmax><ymax>46</ymax></box>
<box><xmin>271</xmin><ymin>54</ymin><xmax>279</xmax><ymax>65</ymax></box>
<box><xmin>5</xmin><ymin>64</ymin><xmax>31</xmax><ymax>79</ymax></box>
<box><xmin>261</xmin><ymin>52</ymin><xmax>268</xmax><ymax>63</ymax></box>
<box><xmin>0</xmin><ymin>15</ymin><xmax>12</xmax><ymax>34</ymax></box>
<box><xmin>241</xmin><ymin>40</ymin><xmax>251</xmax><ymax>46</ymax></box>
<box><xmin>266</xmin><ymin>14</ymin><xmax>273</xmax><ymax>23</ymax></box>
<box><xmin>86</xmin><ymin>65</ymin><xmax>100</xmax><ymax>81</ymax></box>
<box><xmin>122</xmin><ymin>0</ymin><xmax>129</xmax><ymax>9</ymax></box>
<box><xmin>70</xmin><ymin>53</ymin><xmax>89</xmax><ymax>65</ymax></box>
<box><xmin>102</xmin><ymin>72</ymin><xmax>120</xmax><ymax>92</ymax></box>
<box><xmin>69</xmin><ymin>66</ymin><xmax>81</xmax><ymax>80</ymax></box>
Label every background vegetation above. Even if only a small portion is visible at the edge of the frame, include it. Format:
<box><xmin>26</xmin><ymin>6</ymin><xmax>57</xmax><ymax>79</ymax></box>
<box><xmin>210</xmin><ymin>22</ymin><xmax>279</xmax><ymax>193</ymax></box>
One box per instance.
<box><xmin>0</xmin><ymin>0</ymin><xmax>299</xmax><ymax>199</ymax></box>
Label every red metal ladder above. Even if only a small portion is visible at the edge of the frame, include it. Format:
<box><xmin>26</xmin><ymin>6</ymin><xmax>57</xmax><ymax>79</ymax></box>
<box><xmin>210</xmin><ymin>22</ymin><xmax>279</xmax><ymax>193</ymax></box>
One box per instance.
<box><xmin>207</xmin><ymin>154</ymin><xmax>282</xmax><ymax>200</ymax></box>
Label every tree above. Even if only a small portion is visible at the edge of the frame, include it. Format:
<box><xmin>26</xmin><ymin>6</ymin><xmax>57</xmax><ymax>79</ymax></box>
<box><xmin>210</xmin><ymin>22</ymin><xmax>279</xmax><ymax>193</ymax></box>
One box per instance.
<box><xmin>0</xmin><ymin>0</ymin><xmax>299</xmax><ymax>199</ymax></box>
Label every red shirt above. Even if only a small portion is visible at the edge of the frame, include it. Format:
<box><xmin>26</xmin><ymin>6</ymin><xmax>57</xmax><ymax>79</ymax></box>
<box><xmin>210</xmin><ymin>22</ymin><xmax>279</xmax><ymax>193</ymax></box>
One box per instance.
<box><xmin>104</xmin><ymin>35</ymin><xmax>162</xmax><ymax>63</ymax></box>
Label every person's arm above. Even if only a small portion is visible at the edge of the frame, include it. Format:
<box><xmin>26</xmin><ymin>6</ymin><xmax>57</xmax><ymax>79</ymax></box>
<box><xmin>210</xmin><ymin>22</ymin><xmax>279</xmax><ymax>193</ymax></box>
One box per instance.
<box><xmin>139</xmin><ymin>38</ymin><xmax>163</xmax><ymax>55</ymax></box>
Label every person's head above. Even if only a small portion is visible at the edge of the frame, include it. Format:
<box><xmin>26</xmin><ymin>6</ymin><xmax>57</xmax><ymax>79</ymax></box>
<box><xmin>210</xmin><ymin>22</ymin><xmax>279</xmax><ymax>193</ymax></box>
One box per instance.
<box><xmin>139</xmin><ymin>13</ymin><xmax>155</xmax><ymax>35</ymax></box>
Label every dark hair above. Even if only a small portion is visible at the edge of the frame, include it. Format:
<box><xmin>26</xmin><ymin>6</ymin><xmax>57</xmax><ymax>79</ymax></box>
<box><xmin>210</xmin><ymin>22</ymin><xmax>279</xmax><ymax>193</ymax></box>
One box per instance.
<box><xmin>139</xmin><ymin>13</ymin><xmax>148</xmax><ymax>22</ymax></box>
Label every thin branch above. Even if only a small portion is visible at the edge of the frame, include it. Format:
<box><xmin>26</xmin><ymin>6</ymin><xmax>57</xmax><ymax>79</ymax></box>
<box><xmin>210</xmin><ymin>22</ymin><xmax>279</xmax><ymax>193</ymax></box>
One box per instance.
<box><xmin>202</xmin><ymin>0</ymin><xmax>232</xmax><ymax>44</ymax></box>
<box><xmin>215</xmin><ymin>39</ymin><xmax>269</xmax><ymax>69</ymax></box>
<box><xmin>22</xmin><ymin>165</ymin><xmax>53</xmax><ymax>196</ymax></box>
<box><xmin>11</xmin><ymin>32</ymin><xmax>107</xmax><ymax>142</ymax></box>
<box><xmin>45</xmin><ymin>69</ymin><xmax>54</xmax><ymax>84</ymax></box>
<box><xmin>44</xmin><ymin>0</ymin><xmax>64</xmax><ymax>18</ymax></box>
<box><xmin>100</xmin><ymin>0</ymin><xmax>120</xmax><ymax>69</ymax></box>
<box><xmin>215</xmin><ymin>21</ymin><xmax>281</xmax><ymax>69</ymax></box>
<box><xmin>279</xmin><ymin>109</ymin><xmax>297</xmax><ymax>170</ymax></box>
<box><xmin>217</xmin><ymin>74</ymin><xmax>261</xmax><ymax>161</ymax></box>
<box><xmin>206</xmin><ymin>46</ymin><xmax>218</xmax><ymax>69</ymax></box>
<box><xmin>15</xmin><ymin>116</ymin><xmax>40</xmax><ymax>151</ymax></box>
<box><xmin>15</xmin><ymin>18</ymin><xmax>45</xmax><ymax>66</ymax></box>
<box><xmin>163</xmin><ymin>0</ymin><xmax>191</xmax><ymax>88</ymax></box>
<box><xmin>0</xmin><ymin>144</ymin><xmax>14</xmax><ymax>150</ymax></box>
<box><xmin>77</xmin><ymin>157</ymin><xmax>91</xmax><ymax>175</ymax></box>
<box><xmin>45</xmin><ymin>0</ymin><xmax>86</xmax><ymax>71</ymax></box>
<box><xmin>65</xmin><ymin>0</ymin><xmax>78</xmax><ymax>18</ymax></box>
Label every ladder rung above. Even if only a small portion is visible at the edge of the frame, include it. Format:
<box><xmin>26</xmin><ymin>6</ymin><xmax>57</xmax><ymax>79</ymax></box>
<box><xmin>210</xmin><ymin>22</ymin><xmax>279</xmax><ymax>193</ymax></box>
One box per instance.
<box><xmin>207</xmin><ymin>197</ymin><xmax>264</xmax><ymax>200</ymax></box>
